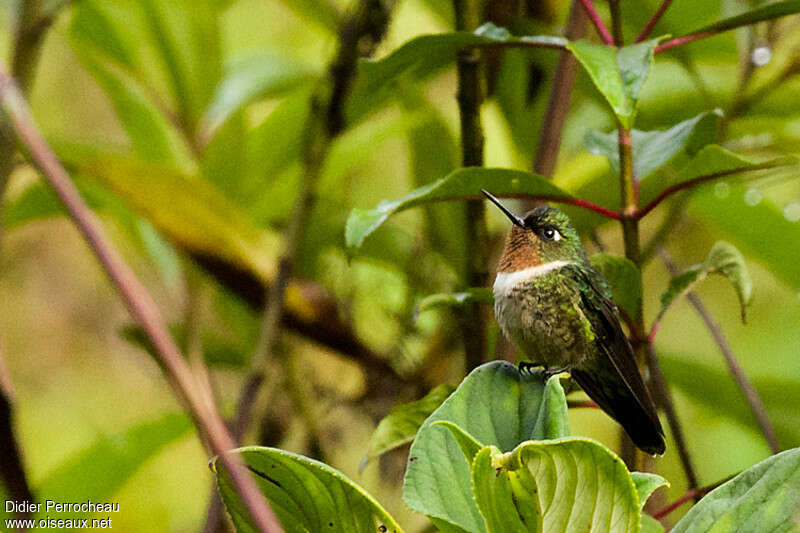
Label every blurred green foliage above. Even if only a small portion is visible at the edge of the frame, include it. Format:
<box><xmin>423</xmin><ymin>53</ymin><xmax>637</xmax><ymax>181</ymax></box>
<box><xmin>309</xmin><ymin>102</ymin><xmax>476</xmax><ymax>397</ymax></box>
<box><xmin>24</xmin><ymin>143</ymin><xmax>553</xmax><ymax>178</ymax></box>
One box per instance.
<box><xmin>1</xmin><ymin>0</ymin><xmax>800</xmax><ymax>530</ymax></box>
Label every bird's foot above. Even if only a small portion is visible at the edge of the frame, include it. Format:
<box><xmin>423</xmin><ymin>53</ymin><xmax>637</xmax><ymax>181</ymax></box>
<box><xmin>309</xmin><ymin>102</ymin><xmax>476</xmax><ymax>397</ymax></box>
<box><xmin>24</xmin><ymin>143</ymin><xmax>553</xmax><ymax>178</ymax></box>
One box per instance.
<box><xmin>542</xmin><ymin>366</ymin><xmax>571</xmax><ymax>380</ymax></box>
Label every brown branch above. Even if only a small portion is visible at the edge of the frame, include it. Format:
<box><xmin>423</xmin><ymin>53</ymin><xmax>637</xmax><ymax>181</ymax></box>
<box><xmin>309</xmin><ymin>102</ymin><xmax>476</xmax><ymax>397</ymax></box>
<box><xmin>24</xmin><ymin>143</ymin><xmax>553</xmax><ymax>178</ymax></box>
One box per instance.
<box><xmin>645</xmin><ymin>343</ymin><xmax>701</xmax><ymax>493</ymax></box>
<box><xmin>658</xmin><ymin>249</ymin><xmax>781</xmax><ymax>454</ymax></box>
<box><xmin>578</xmin><ymin>0</ymin><xmax>614</xmax><ymax>44</ymax></box>
<box><xmin>529</xmin><ymin>0</ymin><xmax>586</xmax><ymax>186</ymax></box>
<box><xmin>454</xmin><ymin>0</ymin><xmax>488</xmax><ymax>372</ymax></box>
<box><xmin>635</xmin><ymin>0</ymin><xmax>674</xmax><ymax>43</ymax></box>
<box><xmin>0</xmin><ymin>67</ymin><xmax>282</xmax><ymax>533</ymax></box>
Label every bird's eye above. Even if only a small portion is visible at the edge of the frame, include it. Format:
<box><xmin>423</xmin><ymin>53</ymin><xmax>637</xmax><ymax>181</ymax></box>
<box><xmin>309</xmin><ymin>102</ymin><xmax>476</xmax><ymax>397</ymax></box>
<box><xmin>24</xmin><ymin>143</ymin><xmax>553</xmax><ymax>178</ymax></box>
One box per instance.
<box><xmin>541</xmin><ymin>227</ymin><xmax>561</xmax><ymax>241</ymax></box>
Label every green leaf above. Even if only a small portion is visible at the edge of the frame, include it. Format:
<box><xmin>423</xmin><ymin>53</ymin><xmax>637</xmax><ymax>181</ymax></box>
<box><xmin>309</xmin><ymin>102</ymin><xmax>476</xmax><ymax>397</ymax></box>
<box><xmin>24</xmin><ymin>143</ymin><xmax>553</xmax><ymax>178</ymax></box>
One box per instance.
<box><xmin>687</xmin><ymin>0</ymin><xmax>800</xmax><ymax>35</ymax></box>
<box><xmin>567</xmin><ymin>39</ymin><xmax>659</xmax><ymax>129</ymax></box>
<box><xmin>350</xmin><ymin>23</ymin><xmax>563</xmax><ymax>116</ymax></box>
<box><xmin>345</xmin><ymin>167</ymin><xmax>570</xmax><ymax>250</ymax></box>
<box><xmin>641</xmin><ymin>515</ymin><xmax>665</xmax><ymax>533</ymax></box>
<box><xmin>201</xmin><ymin>52</ymin><xmax>320</xmax><ymax>135</ymax></box>
<box><xmin>139</xmin><ymin>0</ymin><xmax>225</xmax><ymax>131</ymax></box>
<box><xmin>59</xmin><ymin>148</ymin><xmax>279</xmax><ymax>284</ymax></box>
<box><xmin>435</xmin><ymin>422</ymin><xmax>484</xmax><ymax>465</ymax></box>
<box><xmin>213</xmin><ymin>447</ymin><xmax>404</xmax><ymax>533</ymax></box>
<box><xmin>35</xmin><ymin>413</ymin><xmax>191</xmax><ymax>522</ymax></box>
<box><xmin>639</xmin><ymin>145</ymin><xmax>798</xmax><ymax>211</ymax></box>
<box><xmin>416</xmin><ymin>288</ymin><xmax>494</xmax><ymax>315</ymax></box>
<box><xmin>482</xmin><ymin>438</ymin><xmax>650</xmax><ymax>533</ymax></box>
<box><xmin>363</xmin><ymin>384</ymin><xmax>455</xmax><ymax>467</ymax></box>
<box><xmin>631</xmin><ymin>472</ymin><xmax>669</xmax><ymax>510</ymax></box>
<box><xmin>403</xmin><ymin>361</ymin><xmax>569</xmax><ymax>533</ymax></box>
<box><xmin>471</xmin><ymin>445</ymin><xmax>540</xmax><ymax>533</ymax></box>
<box><xmin>671</xmin><ymin>448</ymin><xmax>800</xmax><ymax>533</ymax></box>
<box><xmin>584</xmin><ymin>110</ymin><xmax>722</xmax><ymax>179</ymax></box>
<box><xmin>660</xmin><ymin>355</ymin><xmax>800</xmax><ymax>447</ymax></box>
<box><xmin>690</xmin><ymin>182</ymin><xmax>800</xmax><ymax>291</ymax></box>
<box><xmin>68</xmin><ymin>48</ymin><xmax>187</xmax><ymax>164</ymax></box>
<box><xmin>590</xmin><ymin>254</ymin><xmax>642</xmax><ymax>320</ymax></box>
<box><xmin>657</xmin><ymin>241</ymin><xmax>752</xmax><ymax>323</ymax></box>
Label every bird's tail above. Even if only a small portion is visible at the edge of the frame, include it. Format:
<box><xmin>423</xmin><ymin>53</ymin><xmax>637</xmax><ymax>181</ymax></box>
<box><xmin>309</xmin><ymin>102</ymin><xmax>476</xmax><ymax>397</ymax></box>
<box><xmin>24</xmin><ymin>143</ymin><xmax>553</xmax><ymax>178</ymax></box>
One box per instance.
<box><xmin>571</xmin><ymin>367</ymin><xmax>666</xmax><ymax>456</ymax></box>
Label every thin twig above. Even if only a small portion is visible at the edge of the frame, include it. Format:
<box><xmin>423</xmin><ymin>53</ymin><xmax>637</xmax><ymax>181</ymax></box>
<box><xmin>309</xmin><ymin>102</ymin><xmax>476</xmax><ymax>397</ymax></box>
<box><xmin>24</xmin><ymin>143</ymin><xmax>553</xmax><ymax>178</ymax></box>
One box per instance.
<box><xmin>608</xmin><ymin>0</ymin><xmax>623</xmax><ymax>46</ymax></box>
<box><xmin>658</xmin><ymin>249</ymin><xmax>781</xmax><ymax>454</ymax></box>
<box><xmin>636</xmin><ymin>0</ymin><xmax>674</xmax><ymax>43</ymax></box>
<box><xmin>578</xmin><ymin>0</ymin><xmax>614</xmax><ymax>45</ymax></box>
<box><xmin>454</xmin><ymin>0</ymin><xmax>488</xmax><ymax>372</ymax></box>
<box><xmin>645</xmin><ymin>343</ymin><xmax>701</xmax><ymax>493</ymax></box>
<box><xmin>0</xmin><ymin>67</ymin><xmax>282</xmax><ymax>533</ymax></box>
<box><xmin>650</xmin><ymin>475</ymin><xmax>732</xmax><ymax>520</ymax></box>
<box><xmin>655</xmin><ymin>32</ymin><xmax>715</xmax><ymax>53</ymax></box>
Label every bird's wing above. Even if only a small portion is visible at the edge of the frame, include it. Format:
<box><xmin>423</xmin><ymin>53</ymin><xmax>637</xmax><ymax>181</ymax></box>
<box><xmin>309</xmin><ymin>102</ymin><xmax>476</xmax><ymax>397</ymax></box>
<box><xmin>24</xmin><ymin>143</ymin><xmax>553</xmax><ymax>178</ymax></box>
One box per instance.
<box><xmin>563</xmin><ymin>264</ymin><xmax>663</xmax><ymax>434</ymax></box>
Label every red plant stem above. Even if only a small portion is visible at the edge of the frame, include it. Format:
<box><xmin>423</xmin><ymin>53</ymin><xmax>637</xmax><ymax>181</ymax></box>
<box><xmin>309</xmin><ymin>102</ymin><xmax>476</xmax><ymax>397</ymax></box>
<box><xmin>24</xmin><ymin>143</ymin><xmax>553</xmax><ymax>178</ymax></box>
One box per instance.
<box><xmin>0</xmin><ymin>70</ymin><xmax>282</xmax><ymax>532</ymax></box>
<box><xmin>656</xmin><ymin>31</ymin><xmax>715</xmax><ymax>53</ymax></box>
<box><xmin>567</xmin><ymin>400</ymin><xmax>599</xmax><ymax>409</ymax></box>
<box><xmin>578</xmin><ymin>0</ymin><xmax>615</xmax><ymax>45</ymax></box>
<box><xmin>651</xmin><ymin>476</ymin><xmax>730</xmax><ymax>520</ymax></box>
<box><xmin>491</xmin><ymin>194</ymin><xmax>621</xmax><ymax>219</ymax></box>
<box><xmin>636</xmin><ymin>0</ymin><xmax>674</xmax><ymax>42</ymax></box>
<box><xmin>636</xmin><ymin>164</ymin><xmax>779</xmax><ymax>219</ymax></box>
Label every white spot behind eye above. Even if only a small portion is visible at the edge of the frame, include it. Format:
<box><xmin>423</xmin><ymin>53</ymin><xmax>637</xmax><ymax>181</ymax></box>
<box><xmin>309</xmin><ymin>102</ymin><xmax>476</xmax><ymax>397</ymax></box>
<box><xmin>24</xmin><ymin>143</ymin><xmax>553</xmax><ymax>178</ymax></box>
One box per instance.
<box><xmin>553</xmin><ymin>230</ymin><xmax>561</xmax><ymax>241</ymax></box>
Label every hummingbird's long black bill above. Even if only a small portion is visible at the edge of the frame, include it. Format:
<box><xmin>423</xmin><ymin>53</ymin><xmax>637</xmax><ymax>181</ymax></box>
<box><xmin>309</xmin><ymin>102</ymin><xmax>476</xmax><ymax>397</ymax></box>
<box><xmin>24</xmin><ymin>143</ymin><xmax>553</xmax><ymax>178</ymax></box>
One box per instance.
<box><xmin>481</xmin><ymin>189</ymin><xmax>525</xmax><ymax>227</ymax></box>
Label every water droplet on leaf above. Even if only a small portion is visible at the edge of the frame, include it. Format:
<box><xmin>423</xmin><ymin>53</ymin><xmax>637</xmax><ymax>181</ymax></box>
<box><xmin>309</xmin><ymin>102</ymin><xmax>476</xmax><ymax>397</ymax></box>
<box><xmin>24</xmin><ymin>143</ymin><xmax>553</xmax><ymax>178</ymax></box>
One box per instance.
<box><xmin>714</xmin><ymin>182</ymin><xmax>730</xmax><ymax>198</ymax></box>
<box><xmin>751</xmin><ymin>46</ymin><xmax>771</xmax><ymax>67</ymax></box>
<box><xmin>783</xmin><ymin>202</ymin><xmax>800</xmax><ymax>222</ymax></box>
<box><xmin>744</xmin><ymin>188</ymin><xmax>762</xmax><ymax>206</ymax></box>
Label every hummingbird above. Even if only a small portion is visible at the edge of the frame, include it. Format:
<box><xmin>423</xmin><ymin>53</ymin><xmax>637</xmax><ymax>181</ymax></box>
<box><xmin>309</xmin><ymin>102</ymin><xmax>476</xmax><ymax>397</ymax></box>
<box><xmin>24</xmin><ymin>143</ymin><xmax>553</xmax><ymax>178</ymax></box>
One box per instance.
<box><xmin>482</xmin><ymin>190</ymin><xmax>665</xmax><ymax>455</ymax></box>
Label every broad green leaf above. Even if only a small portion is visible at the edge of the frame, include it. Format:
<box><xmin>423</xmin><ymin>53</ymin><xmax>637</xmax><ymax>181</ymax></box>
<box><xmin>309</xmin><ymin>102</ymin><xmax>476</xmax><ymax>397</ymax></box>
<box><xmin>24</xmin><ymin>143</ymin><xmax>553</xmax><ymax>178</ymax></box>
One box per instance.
<box><xmin>59</xmin><ymin>149</ymin><xmax>279</xmax><ymax>283</ymax></box>
<box><xmin>687</xmin><ymin>0</ymin><xmax>800</xmax><ymax>35</ymax></box>
<box><xmin>657</xmin><ymin>241</ymin><xmax>752</xmax><ymax>323</ymax></box>
<box><xmin>590</xmin><ymin>254</ymin><xmax>642</xmax><ymax>320</ymax></box>
<box><xmin>403</xmin><ymin>362</ymin><xmax>569</xmax><ymax>533</ymax></box>
<box><xmin>471</xmin><ymin>445</ymin><xmax>539</xmax><ymax>533</ymax></box>
<box><xmin>631</xmin><ymin>472</ymin><xmax>669</xmax><ymax>510</ymax></box>
<box><xmin>660</xmin><ymin>355</ymin><xmax>800</xmax><ymax>447</ymax></box>
<box><xmin>416</xmin><ymin>288</ymin><xmax>494</xmax><ymax>315</ymax></box>
<box><xmin>671</xmin><ymin>447</ymin><xmax>800</xmax><ymax>533</ymax></box>
<box><xmin>351</xmin><ymin>23</ymin><xmax>564</xmax><ymax>114</ymax></box>
<box><xmin>213</xmin><ymin>447</ymin><xmax>404</xmax><ymax>533</ymax></box>
<box><xmin>363</xmin><ymin>384</ymin><xmax>455</xmax><ymax>467</ymax></box>
<box><xmin>35</xmin><ymin>413</ymin><xmax>192</xmax><ymax>522</ymax></box>
<box><xmin>584</xmin><ymin>110</ymin><xmax>722</xmax><ymax>179</ymax></box>
<box><xmin>691</xmin><ymin>182</ymin><xmax>800</xmax><ymax>291</ymax></box>
<box><xmin>639</xmin><ymin>145</ymin><xmax>798</xmax><ymax>211</ymax></box>
<box><xmin>567</xmin><ymin>40</ymin><xmax>659</xmax><ymax>129</ymax></box>
<box><xmin>201</xmin><ymin>52</ymin><xmax>320</xmax><ymax>135</ymax></box>
<box><xmin>483</xmin><ymin>438</ymin><xmax>659</xmax><ymax>533</ymax></box>
<box><xmin>641</xmin><ymin>515</ymin><xmax>665</xmax><ymax>533</ymax></box>
<box><xmin>345</xmin><ymin>167</ymin><xmax>571</xmax><ymax>250</ymax></box>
